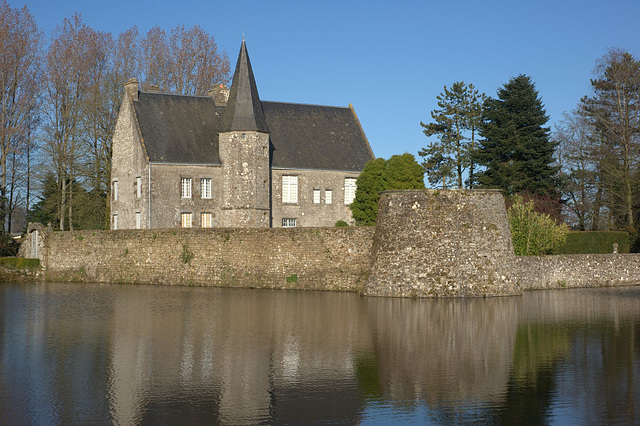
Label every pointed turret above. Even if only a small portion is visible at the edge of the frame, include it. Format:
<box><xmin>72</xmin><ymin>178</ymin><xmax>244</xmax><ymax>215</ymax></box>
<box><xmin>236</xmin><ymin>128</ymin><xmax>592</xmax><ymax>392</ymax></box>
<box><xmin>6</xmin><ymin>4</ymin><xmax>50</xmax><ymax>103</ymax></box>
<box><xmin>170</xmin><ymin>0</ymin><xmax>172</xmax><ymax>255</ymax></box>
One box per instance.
<box><xmin>221</xmin><ymin>39</ymin><xmax>269</xmax><ymax>133</ymax></box>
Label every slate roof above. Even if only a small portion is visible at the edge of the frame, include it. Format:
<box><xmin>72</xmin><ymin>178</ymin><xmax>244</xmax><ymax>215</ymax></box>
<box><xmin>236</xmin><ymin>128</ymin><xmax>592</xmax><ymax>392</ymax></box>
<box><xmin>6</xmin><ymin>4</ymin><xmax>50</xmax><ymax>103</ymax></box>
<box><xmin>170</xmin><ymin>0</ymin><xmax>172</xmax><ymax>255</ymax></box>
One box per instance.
<box><xmin>134</xmin><ymin>92</ymin><xmax>222</xmax><ymax>164</ymax></box>
<box><xmin>132</xmin><ymin>40</ymin><xmax>373</xmax><ymax>171</ymax></box>
<box><xmin>263</xmin><ymin>101</ymin><xmax>373</xmax><ymax>171</ymax></box>
<box><xmin>220</xmin><ymin>40</ymin><xmax>269</xmax><ymax>133</ymax></box>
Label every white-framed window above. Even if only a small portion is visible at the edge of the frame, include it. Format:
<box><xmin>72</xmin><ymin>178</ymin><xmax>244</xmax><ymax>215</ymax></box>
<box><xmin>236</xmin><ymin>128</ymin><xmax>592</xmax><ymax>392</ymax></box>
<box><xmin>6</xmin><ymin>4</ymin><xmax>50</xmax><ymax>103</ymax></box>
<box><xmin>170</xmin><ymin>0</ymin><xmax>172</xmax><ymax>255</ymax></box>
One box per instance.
<box><xmin>201</xmin><ymin>178</ymin><xmax>212</xmax><ymax>199</ymax></box>
<box><xmin>181</xmin><ymin>178</ymin><xmax>192</xmax><ymax>198</ymax></box>
<box><xmin>313</xmin><ymin>189</ymin><xmax>320</xmax><ymax>204</ymax></box>
<box><xmin>181</xmin><ymin>212</ymin><xmax>192</xmax><ymax>228</ymax></box>
<box><xmin>282</xmin><ymin>175</ymin><xmax>298</xmax><ymax>203</ymax></box>
<box><xmin>325</xmin><ymin>189</ymin><xmax>332</xmax><ymax>204</ymax></box>
<box><xmin>112</xmin><ymin>180</ymin><xmax>118</xmax><ymax>201</ymax></box>
<box><xmin>135</xmin><ymin>212</ymin><xmax>141</xmax><ymax>229</ymax></box>
<box><xmin>282</xmin><ymin>218</ymin><xmax>297</xmax><ymax>228</ymax></box>
<box><xmin>201</xmin><ymin>212</ymin><xmax>212</xmax><ymax>228</ymax></box>
<box><xmin>112</xmin><ymin>214</ymin><xmax>118</xmax><ymax>230</ymax></box>
<box><xmin>344</xmin><ymin>177</ymin><xmax>357</xmax><ymax>205</ymax></box>
<box><xmin>136</xmin><ymin>176</ymin><xmax>142</xmax><ymax>199</ymax></box>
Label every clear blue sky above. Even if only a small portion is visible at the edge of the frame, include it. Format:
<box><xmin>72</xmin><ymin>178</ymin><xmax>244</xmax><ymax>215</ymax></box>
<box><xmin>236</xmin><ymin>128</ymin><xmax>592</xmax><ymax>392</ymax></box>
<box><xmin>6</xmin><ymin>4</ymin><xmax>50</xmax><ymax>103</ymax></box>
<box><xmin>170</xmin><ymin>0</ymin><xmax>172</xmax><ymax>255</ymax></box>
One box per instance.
<box><xmin>10</xmin><ymin>0</ymin><xmax>640</xmax><ymax>160</ymax></box>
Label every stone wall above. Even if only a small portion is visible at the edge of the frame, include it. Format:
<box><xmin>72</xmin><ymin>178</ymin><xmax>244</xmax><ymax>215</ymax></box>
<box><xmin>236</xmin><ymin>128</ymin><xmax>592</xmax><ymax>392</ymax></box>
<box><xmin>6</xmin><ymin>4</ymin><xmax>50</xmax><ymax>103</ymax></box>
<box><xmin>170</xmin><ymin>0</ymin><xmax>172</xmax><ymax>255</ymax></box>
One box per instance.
<box><xmin>18</xmin><ymin>189</ymin><xmax>640</xmax><ymax>297</ymax></box>
<box><xmin>271</xmin><ymin>169</ymin><xmax>359</xmax><ymax>227</ymax></box>
<box><xmin>110</xmin><ymin>89</ymin><xmax>149</xmax><ymax>230</ymax></box>
<box><xmin>149</xmin><ymin>163</ymin><xmax>223</xmax><ymax>228</ymax></box>
<box><xmin>364</xmin><ymin>190</ymin><xmax>520</xmax><ymax>297</ymax></box>
<box><xmin>515</xmin><ymin>254</ymin><xmax>640</xmax><ymax>290</ymax></box>
<box><xmin>28</xmin><ymin>227</ymin><xmax>375</xmax><ymax>292</ymax></box>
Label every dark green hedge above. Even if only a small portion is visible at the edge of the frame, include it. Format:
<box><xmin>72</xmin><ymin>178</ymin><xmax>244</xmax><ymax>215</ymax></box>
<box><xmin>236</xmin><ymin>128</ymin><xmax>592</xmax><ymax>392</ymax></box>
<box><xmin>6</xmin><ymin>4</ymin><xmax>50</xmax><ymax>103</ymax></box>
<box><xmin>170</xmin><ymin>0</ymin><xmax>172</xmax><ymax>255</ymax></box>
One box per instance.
<box><xmin>554</xmin><ymin>231</ymin><xmax>629</xmax><ymax>254</ymax></box>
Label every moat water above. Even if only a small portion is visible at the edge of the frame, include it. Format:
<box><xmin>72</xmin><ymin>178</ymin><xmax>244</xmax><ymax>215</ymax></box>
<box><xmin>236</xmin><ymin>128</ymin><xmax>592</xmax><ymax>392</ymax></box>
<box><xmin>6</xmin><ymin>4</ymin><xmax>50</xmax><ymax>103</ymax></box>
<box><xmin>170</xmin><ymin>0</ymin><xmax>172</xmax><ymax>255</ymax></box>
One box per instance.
<box><xmin>1</xmin><ymin>282</ymin><xmax>639</xmax><ymax>424</ymax></box>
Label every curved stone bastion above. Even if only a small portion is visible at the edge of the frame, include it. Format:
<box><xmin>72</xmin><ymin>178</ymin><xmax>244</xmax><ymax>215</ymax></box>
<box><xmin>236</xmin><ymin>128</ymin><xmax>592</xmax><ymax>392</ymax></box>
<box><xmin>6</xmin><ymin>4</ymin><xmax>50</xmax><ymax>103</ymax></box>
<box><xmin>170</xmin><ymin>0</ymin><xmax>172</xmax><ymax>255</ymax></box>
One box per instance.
<box><xmin>364</xmin><ymin>190</ymin><xmax>521</xmax><ymax>297</ymax></box>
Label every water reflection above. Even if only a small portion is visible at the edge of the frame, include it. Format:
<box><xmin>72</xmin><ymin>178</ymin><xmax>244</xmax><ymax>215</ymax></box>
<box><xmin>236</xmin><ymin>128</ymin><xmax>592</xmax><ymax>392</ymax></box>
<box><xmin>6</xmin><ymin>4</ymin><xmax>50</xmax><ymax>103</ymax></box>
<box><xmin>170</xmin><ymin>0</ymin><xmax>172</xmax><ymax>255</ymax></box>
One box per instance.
<box><xmin>1</xmin><ymin>283</ymin><xmax>639</xmax><ymax>424</ymax></box>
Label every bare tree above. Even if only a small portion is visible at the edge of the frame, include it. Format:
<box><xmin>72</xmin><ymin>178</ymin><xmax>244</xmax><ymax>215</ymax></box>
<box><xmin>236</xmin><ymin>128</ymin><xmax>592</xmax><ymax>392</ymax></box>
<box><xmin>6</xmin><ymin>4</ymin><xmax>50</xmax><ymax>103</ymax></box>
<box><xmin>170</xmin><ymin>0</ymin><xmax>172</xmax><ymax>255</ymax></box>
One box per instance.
<box><xmin>581</xmin><ymin>49</ymin><xmax>640</xmax><ymax>232</ymax></box>
<box><xmin>141</xmin><ymin>24</ymin><xmax>230</xmax><ymax>95</ymax></box>
<box><xmin>43</xmin><ymin>14</ymin><xmax>105</xmax><ymax>231</ymax></box>
<box><xmin>555</xmin><ymin>111</ymin><xmax>599</xmax><ymax>230</ymax></box>
<box><xmin>0</xmin><ymin>1</ymin><xmax>41</xmax><ymax>232</ymax></box>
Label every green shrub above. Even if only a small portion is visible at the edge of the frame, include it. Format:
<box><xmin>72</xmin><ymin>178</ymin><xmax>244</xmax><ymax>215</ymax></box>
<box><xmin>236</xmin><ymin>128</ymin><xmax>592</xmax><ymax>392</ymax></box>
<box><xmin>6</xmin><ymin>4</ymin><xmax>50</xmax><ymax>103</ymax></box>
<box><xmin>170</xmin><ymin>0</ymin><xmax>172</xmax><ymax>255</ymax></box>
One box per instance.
<box><xmin>555</xmin><ymin>231</ymin><xmax>629</xmax><ymax>254</ymax></box>
<box><xmin>508</xmin><ymin>195</ymin><xmax>569</xmax><ymax>255</ymax></box>
<box><xmin>0</xmin><ymin>257</ymin><xmax>40</xmax><ymax>270</ymax></box>
<box><xmin>181</xmin><ymin>244</ymin><xmax>194</xmax><ymax>264</ymax></box>
<box><xmin>335</xmin><ymin>220</ymin><xmax>349</xmax><ymax>227</ymax></box>
<box><xmin>0</xmin><ymin>233</ymin><xmax>18</xmax><ymax>256</ymax></box>
<box><xmin>286</xmin><ymin>274</ymin><xmax>298</xmax><ymax>283</ymax></box>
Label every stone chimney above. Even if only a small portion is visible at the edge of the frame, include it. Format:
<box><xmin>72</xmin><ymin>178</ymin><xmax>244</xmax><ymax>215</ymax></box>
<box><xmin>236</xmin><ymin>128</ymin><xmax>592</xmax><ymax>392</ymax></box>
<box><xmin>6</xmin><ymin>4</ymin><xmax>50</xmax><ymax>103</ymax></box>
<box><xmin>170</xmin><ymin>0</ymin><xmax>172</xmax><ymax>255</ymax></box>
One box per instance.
<box><xmin>124</xmin><ymin>78</ymin><xmax>139</xmax><ymax>101</ymax></box>
<box><xmin>208</xmin><ymin>84</ymin><xmax>230</xmax><ymax>106</ymax></box>
<box><xmin>148</xmin><ymin>84</ymin><xmax>160</xmax><ymax>93</ymax></box>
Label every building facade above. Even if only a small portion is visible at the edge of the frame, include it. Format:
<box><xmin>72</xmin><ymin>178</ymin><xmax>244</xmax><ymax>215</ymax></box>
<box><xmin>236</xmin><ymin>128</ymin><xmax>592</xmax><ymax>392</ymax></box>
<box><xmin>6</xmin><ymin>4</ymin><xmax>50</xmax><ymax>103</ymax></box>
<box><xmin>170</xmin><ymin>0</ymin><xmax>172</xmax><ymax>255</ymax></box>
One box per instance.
<box><xmin>110</xmin><ymin>40</ymin><xmax>374</xmax><ymax>229</ymax></box>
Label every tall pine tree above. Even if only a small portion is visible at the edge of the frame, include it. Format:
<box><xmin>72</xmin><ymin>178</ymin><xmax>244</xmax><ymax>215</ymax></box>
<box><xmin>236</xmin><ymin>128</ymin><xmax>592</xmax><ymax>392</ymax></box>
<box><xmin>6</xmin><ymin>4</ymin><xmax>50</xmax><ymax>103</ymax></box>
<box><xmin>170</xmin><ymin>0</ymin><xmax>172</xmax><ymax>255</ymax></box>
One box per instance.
<box><xmin>474</xmin><ymin>75</ymin><xmax>557</xmax><ymax>196</ymax></box>
<box><xmin>420</xmin><ymin>82</ymin><xmax>485</xmax><ymax>189</ymax></box>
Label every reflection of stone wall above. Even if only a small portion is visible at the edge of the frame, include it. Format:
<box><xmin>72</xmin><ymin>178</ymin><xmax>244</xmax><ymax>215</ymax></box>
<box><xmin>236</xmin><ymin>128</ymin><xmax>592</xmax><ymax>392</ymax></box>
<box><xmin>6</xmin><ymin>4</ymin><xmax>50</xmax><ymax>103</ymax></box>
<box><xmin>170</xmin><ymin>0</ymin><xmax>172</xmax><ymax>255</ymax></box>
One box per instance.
<box><xmin>366</xmin><ymin>296</ymin><xmax>519</xmax><ymax>404</ymax></box>
<box><xmin>365</xmin><ymin>190</ymin><xmax>520</xmax><ymax>297</ymax></box>
<box><xmin>107</xmin><ymin>287</ymin><xmax>372</xmax><ymax>424</ymax></box>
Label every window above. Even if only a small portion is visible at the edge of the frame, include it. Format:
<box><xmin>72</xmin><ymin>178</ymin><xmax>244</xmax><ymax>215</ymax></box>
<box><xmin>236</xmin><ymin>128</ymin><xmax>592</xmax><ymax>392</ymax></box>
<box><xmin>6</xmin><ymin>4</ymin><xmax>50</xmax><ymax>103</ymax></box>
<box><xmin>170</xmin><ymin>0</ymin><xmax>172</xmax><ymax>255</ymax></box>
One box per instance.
<box><xmin>181</xmin><ymin>178</ymin><xmax>192</xmax><ymax>198</ymax></box>
<box><xmin>282</xmin><ymin>175</ymin><xmax>298</xmax><ymax>203</ymax></box>
<box><xmin>201</xmin><ymin>212</ymin><xmax>212</xmax><ymax>228</ymax></box>
<box><xmin>136</xmin><ymin>176</ymin><xmax>142</xmax><ymax>199</ymax></box>
<box><xmin>181</xmin><ymin>212</ymin><xmax>192</xmax><ymax>228</ymax></box>
<box><xmin>325</xmin><ymin>189</ymin><xmax>332</xmax><ymax>204</ymax></box>
<box><xmin>112</xmin><ymin>181</ymin><xmax>118</xmax><ymax>201</ymax></box>
<box><xmin>112</xmin><ymin>214</ymin><xmax>118</xmax><ymax>230</ymax></box>
<box><xmin>282</xmin><ymin>218</ymin><xmax>297</xmax><ymax>228</ymax></box>
<box><xmin>313</xmin><ymin>189</ymin><xmax>320</xmax><ymax>204</ymax></box>
<box><xmin>135</xmin><ymin>212</ymin><xmax>141</xmax><ymax>229</ymax></box>
<box><xmin>344</xmin><ymin>178</ymin><xmax>357</xmax><ymax>205</ymax></box>
<box><xmin>201</xmin><ymin>178</ymin><xmax>212</xmax><ymax>199</ymax></box>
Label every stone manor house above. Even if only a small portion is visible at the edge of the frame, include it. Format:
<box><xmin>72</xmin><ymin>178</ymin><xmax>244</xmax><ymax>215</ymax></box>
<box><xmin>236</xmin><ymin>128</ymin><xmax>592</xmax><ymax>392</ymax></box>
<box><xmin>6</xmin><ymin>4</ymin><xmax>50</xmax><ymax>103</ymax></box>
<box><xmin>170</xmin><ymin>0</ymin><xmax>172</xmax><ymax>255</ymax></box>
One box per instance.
<box><xmin>110</xmin><ymin>40</ymin><xmax>374</xmax><ymax>229</ymax></box>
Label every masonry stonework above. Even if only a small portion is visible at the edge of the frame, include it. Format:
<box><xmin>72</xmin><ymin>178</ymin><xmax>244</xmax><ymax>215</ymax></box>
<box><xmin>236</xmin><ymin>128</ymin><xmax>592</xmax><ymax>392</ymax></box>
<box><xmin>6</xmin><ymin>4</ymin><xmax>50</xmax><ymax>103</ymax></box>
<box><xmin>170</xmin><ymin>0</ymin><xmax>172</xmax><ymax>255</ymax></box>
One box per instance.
<box><xmin>271</xmin><ymin>169</ymin><xmax>359</xmax><ymax>227</ymax></box>
<box><xmin>365</xmin><ymin>190</ymin><xmax>520</xmax><ymax>297</ymax></box>
<box><xmin>30</xmin><ymin>227</ymin><xmax>375</xmax><ymax>291</ymax></box>
<box><xmin>19</xmin><ymin>189</ymin><xmax>640</xmax><ymax>297</ymax></box>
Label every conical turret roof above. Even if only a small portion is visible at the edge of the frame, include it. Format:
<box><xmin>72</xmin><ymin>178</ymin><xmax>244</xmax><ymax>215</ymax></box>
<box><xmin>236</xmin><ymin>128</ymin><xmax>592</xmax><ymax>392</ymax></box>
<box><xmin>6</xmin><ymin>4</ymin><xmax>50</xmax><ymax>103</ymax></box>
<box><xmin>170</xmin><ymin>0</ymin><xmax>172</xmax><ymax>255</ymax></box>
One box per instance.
<box><xmin>220</xmin><ymin>39</ymin><xmax>269</xmax><ymax>133</ymax></box>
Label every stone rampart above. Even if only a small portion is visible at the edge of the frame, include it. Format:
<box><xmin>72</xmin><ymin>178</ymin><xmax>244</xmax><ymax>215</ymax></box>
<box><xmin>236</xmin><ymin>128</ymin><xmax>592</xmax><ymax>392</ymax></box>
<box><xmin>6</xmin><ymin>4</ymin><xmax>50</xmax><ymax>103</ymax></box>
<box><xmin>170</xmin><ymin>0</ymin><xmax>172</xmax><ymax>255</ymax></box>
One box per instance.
<box><xmin>365</xmin><ymin>190</ymin><xmax>520</xmax><ymax>297</ymax></box>
<box><xmin>25</xmin><ymin>227</ymin><xmax>374</xmax><ymax>291</ymax></box>
<box><xmin>18</xmin><ymin>189</ymin><xmax>640</xmax><ymax>297</ymax></box>
<box><xmin>515</xmin><ymin>254</ymin><xmax>640</xmax><ymax>290</ymax></box>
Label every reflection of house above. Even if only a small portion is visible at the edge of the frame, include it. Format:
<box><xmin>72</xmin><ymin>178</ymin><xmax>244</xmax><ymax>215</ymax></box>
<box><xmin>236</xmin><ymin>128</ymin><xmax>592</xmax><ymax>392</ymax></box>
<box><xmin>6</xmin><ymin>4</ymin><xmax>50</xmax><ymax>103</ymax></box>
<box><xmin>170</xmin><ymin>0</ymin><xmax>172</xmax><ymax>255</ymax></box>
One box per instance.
<box><xmin>110</xmin><ymin>40</ymin><xmax>374</xmax><ymax>229</ymax></box>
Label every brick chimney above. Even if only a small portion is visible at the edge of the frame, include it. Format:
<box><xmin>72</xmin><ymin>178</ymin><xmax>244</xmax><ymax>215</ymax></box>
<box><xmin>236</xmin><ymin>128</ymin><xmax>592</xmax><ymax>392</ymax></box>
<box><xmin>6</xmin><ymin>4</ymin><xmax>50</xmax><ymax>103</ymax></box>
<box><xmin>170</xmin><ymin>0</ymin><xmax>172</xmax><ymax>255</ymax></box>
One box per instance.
<box><xmin>124</xmin><ymin>78</ymin><xmax>138</xmax><ymax>101</ymax></box>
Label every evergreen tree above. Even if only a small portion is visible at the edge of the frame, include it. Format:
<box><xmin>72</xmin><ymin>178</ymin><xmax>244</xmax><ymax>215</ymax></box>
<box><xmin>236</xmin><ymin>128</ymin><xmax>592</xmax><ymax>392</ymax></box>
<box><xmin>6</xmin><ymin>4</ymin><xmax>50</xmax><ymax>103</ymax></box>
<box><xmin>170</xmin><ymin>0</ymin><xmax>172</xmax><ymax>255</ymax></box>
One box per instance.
<box><xmin>420</xmin><ymin>82</ymin><xmax>485</xmax><ymax>189</ymax></box>
<box><xmin>350</xmin><ymin>154</ymin><xmax>425</xmax><ymax>225</ymax></box>
<box><xmin>474</xmin><ymin>75</ymin><xmax>557</xmax><ymax>196</ymax></box>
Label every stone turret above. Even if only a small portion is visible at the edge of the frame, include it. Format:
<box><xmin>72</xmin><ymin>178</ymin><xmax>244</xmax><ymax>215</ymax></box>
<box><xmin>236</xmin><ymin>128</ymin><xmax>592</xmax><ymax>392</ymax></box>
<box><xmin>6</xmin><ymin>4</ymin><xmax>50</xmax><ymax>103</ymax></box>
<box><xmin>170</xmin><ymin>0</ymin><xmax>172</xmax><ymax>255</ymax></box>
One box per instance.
<box><xmin>218</xmin><ymin>39</ymin><xmax>271</xmax><ymax>227</ymax></box>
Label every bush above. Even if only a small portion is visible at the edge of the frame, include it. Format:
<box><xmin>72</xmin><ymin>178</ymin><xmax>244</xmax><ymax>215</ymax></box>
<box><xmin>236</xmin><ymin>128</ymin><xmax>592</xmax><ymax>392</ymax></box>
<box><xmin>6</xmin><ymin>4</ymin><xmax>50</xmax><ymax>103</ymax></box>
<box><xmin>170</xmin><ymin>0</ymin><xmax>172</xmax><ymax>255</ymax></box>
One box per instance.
<box><xmin>0</xmin><ymin>233</ymin><xmax>18</xmax><ymax>257</ymax></box>
<box><xmin>335</xmin><ymin>220</ymin><xmax>349</xmax><ymax>227</ymax></box>
<box><xmin>0</xmin><ymin>257</ymin><xmax>40</xmax><ymax>269</ymax></box>
<box><xmin>555</xmin><ymin>231</ymin><xmax>629</xmax><ymax>254</ymax></box>
<box><xmin>508</xmin><ymin>195</ymin><xmax>569</xmax><ymax>255</ymax></box>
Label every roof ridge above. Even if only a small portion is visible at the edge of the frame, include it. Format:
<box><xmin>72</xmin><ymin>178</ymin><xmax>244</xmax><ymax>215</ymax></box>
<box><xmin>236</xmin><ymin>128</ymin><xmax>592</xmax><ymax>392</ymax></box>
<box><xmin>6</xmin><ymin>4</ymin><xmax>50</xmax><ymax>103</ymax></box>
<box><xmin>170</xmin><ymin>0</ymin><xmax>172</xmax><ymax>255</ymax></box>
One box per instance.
<box><xmin>262</xmin><ymin>100</ymin><xmax>351</xmax><ymax>109</ymax></box>
<box><xmin>139</xmin><ymin>91</ymin><xmax>215</xmax><ymax>100</ymax></box>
